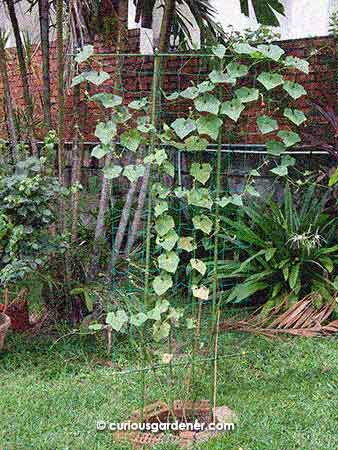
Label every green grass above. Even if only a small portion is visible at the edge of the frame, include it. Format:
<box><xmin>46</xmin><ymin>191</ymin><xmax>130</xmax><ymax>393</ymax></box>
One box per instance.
<box><xmin>0</xmin><ymin>329</ymin><xmax>337</xmax><ymax>450</ymax></box>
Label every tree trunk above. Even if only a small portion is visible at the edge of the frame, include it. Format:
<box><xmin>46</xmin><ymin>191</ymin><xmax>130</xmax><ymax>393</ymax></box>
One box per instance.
<box><xmin>71</xmin><ymin>85</ymin><xmax>82</xmax><ymax>242</ymax></box>
<box><xmin>5</xmin><ymin>0</ymin><xmax>38</xmax><ymax>155</ymax></box>
<box><xmin>0</xmin><ymin>34</ymin><xmax>18</xmax><ymax>161</ymax></box>
<box><xmin>38</xmin><ymin>0</ymin><xmax>52</xmax><ymax>130</ymax></box>
<box><xmin>125</xmin><ymin>0</ymin><xmax>175</xmax><ymax>255</ymax></box>
<box><xmin>56</xmin><ymin>0</ymin><xmax>66</xmax><ymax>233</ymax></box>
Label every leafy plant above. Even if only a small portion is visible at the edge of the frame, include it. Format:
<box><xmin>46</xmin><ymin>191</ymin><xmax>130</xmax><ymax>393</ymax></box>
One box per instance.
<box><xmin>218</xmin><ymin>184</ymin><xmax>337</xmax><ymax>310</ymax></box>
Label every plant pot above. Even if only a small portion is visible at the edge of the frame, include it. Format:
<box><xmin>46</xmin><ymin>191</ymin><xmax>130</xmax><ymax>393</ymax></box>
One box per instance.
<box><xmin>0</xmin><ymin>312</ymin><xmax>11</xmax><ymax>351</ymax></box>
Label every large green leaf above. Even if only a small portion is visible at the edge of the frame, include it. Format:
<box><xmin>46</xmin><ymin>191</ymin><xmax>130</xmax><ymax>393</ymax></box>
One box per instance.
<box><xmin>257</xmin><ymin>72</ymin><xmax>284</xmax><ymax>90</ymax></box>
<box><xmin>156</xmin><ymin>229</ymin><xmax>179</xmax><ymax>251</ymax></box>
<box><xmin>178</xmin><ymin>237</ymin><xmax>197</xmax><ymax>252</ymax></box>
<box><xmin>235</xmin><ymin>87</ymin><xmax>259</xmax><ymax>103</ymax></box>
<box><xmin>84</xmin><ymin>70</ymin><xmax>110</xmax><ymax>86</ymax></box>
<box><xmin>153</xmin><ymin>272</ymin><xmax>173</xmax><ymax>296</ymax></box>
<box><xmin>187</xmin><ymin>188</ymin><xmax>213</xmax><ymax>209</ymax></box>
<box><xmin>185</xmin><ymin>136</ymin><xmax>209</xmax><ymax>151</ymax></box>
<box><xmin>283</xmin><ymin>108</ymin><xmax>307</xmax><ymax>126</ymax></box>
<box><xmin>120</xmin><ymin>129</ymin><xmax>142</xmax><ymax>152</ymax></box>
<box><xmin>95</xmin><ymin>121</ymin><xmax>117</xmax><ymax>144</ymax></box>
<box><xmin>91</xmin><ymin>144</ymin><xmax>110</xmax><ymax>159</ymax></box>
<box><xmin>221</xmin><ymin>99</ymin><xmax>245</xmax><ymax>122</ymax></box>
<box><xmin>233</xmin><ymin>42</ymin><xmax>257</xmax><ymax>55</ymax></box>
<box><xmin>266</xmin><ymin>140</ymin><xmax>286</xmax><ymax>156</ymax></box>
<box><xmin>154</xmin><ymin>200</ymin><xmax>169</xmax><ymax>218</ymax></box>
<box><xmin>130</xmin><ymin>312</ymin><xmax>148</xmax><ymax>327</ymax></box>
<box><xmin>195</xmin><ymin>94</ymin><xmax>221</xmax><ymax>115</ymax></box>
<box><xmin>180</xmin><ymin>86</ymin><xmax>200</xmax><ymax>99</ymax></box>
<box><xmin>212</xmin><ymin>44</ymin><xmax>226</xmax><ymax>59</ymax></box>
<box><xmin>190</xmin><ymin>258</ymin><xmax>207</xmax><ymax>276</ymax></box>
<box><xmin>209</xmin><ymin>70</ymin><xmax>235</xmax><ymax>84</ymax></box>
<box><xmin>284</xmin><ymin>56</ymin><xmax>309</xmax><ymax>74</ymax></box>
<box><xmin>190</xmin><ymin>163</ymin><xmax>212</xmax><ymax>185</ymax></box>
<box><xmin>153</xmin><ymin>322</ymin><xmax>171</xmax><ymax>342</ymax></box>
<box><xmin>197</xmin><ymin>114</ymin><xmax>222</xmax><ymax>141</ymax></box>
<box><xmin>75</xmin><ymin>44</ymin><xmax>94</xmax><ymax>64</ymax></box>
<box><xmin>197</xmin><ymin>81</ymin><xmax>215</xmax><ymax>93</ymax></box>
<box><xmin>158</xmin><ymin>251</ymin><xmax>180</xmax><ymax>274</ymax></box>
<box><xmin>256</xmin><ymin>116</ymin><xmax>278</xmax><ymax>134</ymax></box>
<box><xmin>155</xmin><ymin>214</ymin><xmax>175</xmax><ymax>237</ymax></box>
<box><xmin>277</xmin><ymin>130</ymin><xmax>301</xmax><ymax>148</ymax></box>
<box><xmin>192</xmin><ymin>285</ymin><xmax>209</xmax><ymax>300</ymax></box>
<box><xmin>90</xmin><ymin>93</ymin><xmax>122</xmax><ymax>108</ymax></box>
<box><xmin>128</xmin><ymin>97</ymin><xmax>148</xmax><ymax>110</ymax></box>
<box><xmin>226</xmin><ymin>62</ymin><xmax>248</xmax><ymax>78</ymax></box>
<box><xmin>283</xmin><ymin>81</ymin><xmax>307</xmax><ymax>99</ymax></box>
<box><xmin>193</xmin><ymin>214</ymin><xmax>213</xmax><ymax>235</ymax></box>
<box><xmin>103</xmin><ymin>165</ymin><xmax>122</xmax><ymax>179</ymax></box>
<box><xmin>123</xmin><ymin>164</ymin><xmax>145</xmax><ymax>182</ymax></box>
<box><xmin>257</xmin><ymin>44</ymin><xmax>285</xmax><ymax>61</ymax></box>
<box><xmin>106</xmin><ymin>310</ymin><xmax>128</xmax><ymax>332</ymax></box>
<box><xmin>171</xmin><ymin>118</ymin><xmax>197</xmax><ymax>139</ymax></box>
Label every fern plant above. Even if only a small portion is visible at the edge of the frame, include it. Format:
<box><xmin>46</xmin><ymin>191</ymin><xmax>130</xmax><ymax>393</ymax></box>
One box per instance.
<box><xmin>218</xmin><ymin>184</ymin><xmax>338</xmax><ymax>310</ymax></box>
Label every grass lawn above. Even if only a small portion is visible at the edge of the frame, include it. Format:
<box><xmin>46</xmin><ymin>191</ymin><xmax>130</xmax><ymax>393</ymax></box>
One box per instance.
<box><xmin>0</xmin><ymin>329</ymin><xmax>337</xmax><ymax>450</ymax></box>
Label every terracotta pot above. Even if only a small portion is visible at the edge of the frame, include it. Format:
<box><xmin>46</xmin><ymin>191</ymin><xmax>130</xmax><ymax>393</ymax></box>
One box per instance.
<box><xmin>0</xmin><ymin>312</ymin><xmax>11</xmax><ymax>351</ymax></box>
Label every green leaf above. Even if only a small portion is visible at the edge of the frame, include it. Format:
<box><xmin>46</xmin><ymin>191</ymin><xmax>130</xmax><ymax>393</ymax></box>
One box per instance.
<box><xmin>129</xmin><ymin>97</ymin><xmax>148</xmax><ymax>110</ymax></box>
<box><xmin>257</xmin><ymin>116</ymin><xmax>278</xmax><ymax>134</ymax></box>
<box><xmin>75</xmin><ymin>44</ymin><xmax>94</xmax><ymax>63</ymax></box>
<box><xmin>186</xmin><ymin>318</ymin><xmax>196</xmax><ymax>329</ymax></box>
<box><xmin>158</xmin><ymin>251</ymin><xmax>180</xmax><ymax>274</ymax></box>
<box><xmin>103</xmin><ymin>165</ymin><xmax>122</xmax><ymax>179</ymax></box>
<box><xmin>197</xmin><ymin>114</ymin><xmax>222</xmax><ymax>140</ymax></box>
<box><xmin>162</xmin><ymin>161</ymin><xmax>175</xmax><ymax>177</ymax></box>
<box><xmin>153</xmin><ymin>149</ymin><xmax>168</xmax><ymax>165</ymax></box>
<box><xmin>250</xmin><ymin>169</ymin><xmax>260</xmax><ymax>177</ymax></box>
<box><xmin>328</xmin><ymin>168</ymin><xmax>338</xmax><ymax>187</ymax></box>
<box><xmin>106</xmin><ymin>310</ymin><xmax>128</xmax><ymax>332</ymax></box>
<box><xmin>95</xmin><ymin>121</ymin><xmax>117</xmax><ymax>144</ymax></box>
<box><xmin>277</xmin><ymin>130</ymin><xmax>301</xmax><ymax>148</ymax></box>
<box><xmin>156</xmin><ymin>229</ymin><xmax>179</xmax><ymax>251</ymax></box>
<box><xmin>178</xmin><ymin>237</ymin><xmax>197</xmax><ymax>252</ymax></box>
<box><xmin>71</xmin><ymin>73</ymin><xmax>86</xmax><ymax>87</ymax></box>
<box><xmin>190</xmin><ymin>163</ymin><xmax>212</xmax><ymax>185</ymax></box>
<box><xmin>84</xmin><ymin>70</ymin><xmax>110</xmax><ymax>86</ymax></box>
<box><xmin>123</xmin><ymin>164</ymin><xmax>145</xmax><ymax>182</ymax></box>
<box><xmin>89</xmin><ymin>323</ymin><xmax>103</xmax><ymax>331</ymax></box>
<box><xmin>233</xmin><ymin>42</ymin><xmax>257</xmax><ymax>55</ymax></box>
<box><xmin>153</xmin><ymin>322</ymin><xmax>171</xmax><ymax>341</ymax></box>
<box><xmin>154</xmin><ymin>200</ymin><xmax>169</xmax><ymax>218</ymax></box>
<box><xmin>265</xmin><ymin>248</ymin><xmax>277</xmax><ymax>261</ymax></box>
<box><xmin>226</xmin><ymin>62</ymin><xmax>248</xmax><ymax>78</ymax></box>
<box><xmin>230</xmin><ymin>194</ymin><xmax>243</xmax><ymax>206</ymax></box>
<box><xmin>284</xmin><ymin>56</ymin><xmax>309</xmax><ymax>74</ymax></box>
<box><xmin>152</xmin><ymin>272</ymin><xmax>173</xmax><ymax>296</ymax></box>
<box><xmin>147</xmin><ymin>306</ymin><xmax>162</xmax><ymax>321</ymax></box>
<box><xmin>155</xmin><ymin>214</ymin><xmax>175</xmax><ymax>237</ymax></box>
<box><xmin>130</xmin><ymin>312</ymin><xmax>148</xmax><ymax>327</ymax></box>
<box><xmin>91</xmin><ymin>144</ymin><xmax>109</xmax><ymax>159</ymax></box>
<box><xmin>163</xmin><ymin>91</ymin><xmax>180</xmax><ymax>101</ymax></box>
<box><xmin>284</xmin><ymin>108</ymin><xmax>307</xmax><ymax>126</ymax></box>
<box><xmin>192</xmin><ymin>285</ymin><xmax>209</xmax><ymax>300</ymax></box>
<box><xmin>171</xmin><ymin>118</ymin><xmax>196</xmax><ymax>139</ymax></box>
<box><xmin>283</xmin><ymin>81</ymin><xmax>307</xmax><ymax>99</ymax></box>
<box><xmin>257</xmin><ymin>44</ymin><xmax>285</xmax><ymax>61</ymax></box>
<box><xmin>197</xmin><ymin>81</ymin><xmax>215</xmax><ymax>93</ymax></box>
<box><xmin>195</xmin><ymin>94</ymin><xmax>221</xmax><ymax>115</ymax></box>
<box><xmin>153</xmin><ymin>183</ymin><xmax>171</xmax><ymax>199</ymax></box>
<box><xmin>192</xmin><ymin>214</ymin><xmax>213</xmax><ymax>235</ymax></box>
<box><xmin>217</xmin><ymin>196</ymin><xmax>231</xmax><ymax>207</ymax></box>
<box><xmin>270</xmin><ymin>165</ymin><xmax>288</xmax><ymax>176</ymax></box>
<box><xmin>281</xmin><ymin>155</ymin><xmax>296</xmax><ymax>167</ymax></box>
<box><xmin>319</xmin><ymin>256</ymin><xmax>334</xmax><ymax>273</ymax></box>
<box><xmin>266</xmin><ymin>140</ymin><xmax>286</xmax><ymax>156</ymax></box>
<box><xmin>120</xmin><ymin>129</ymin><xmax>142</xmax><ymax>152</ymax></box>
<box><xmin>180</xmin><ymin>86</ymin><xmax>200</xmax><ymax>99</ymax></box>
<box><xmin>137</xmin><ymin>116</ymin><xmax>155</xmax><ymax>133</ymax></box>
<box><xmin>185</xmin><ymin>136</ymin><xmax>209</xmax><ymax>151</ymax></box>
<box><xmin>235</xmin><ymin>87</ymin><xmax>259</xmax><ymax>103</ymax></box>
<box><xmin>174</xmin><ymin>187</ymin><xmax>187</xmax><ymax>199</ymax></box>
<box><xmin>246</xmin><ymin>186</ymin><xmax>260</xmax><ymax>197</ymax></box>
<box><xmin>220</xmin><ymin>99</ymin><xmax>245</xmax><ymax>122</ymax></box>
<box><xmin>257</xmin><ymin>72</ymin><xmax>284</xmax><ymax>90</ymax></box>
<box><xmin>90</xmin><ymin>93</ymin><xmax>122</xmax><ymax>108</ymax></box>
<box><xmin>187</xmin><ymin>188</ymin><xmax>213</xmax><ymax>209</ymax></box>
<box><xmin>212</xmin><ymin>44</ymin><xmax>226</xmax><ymax>59</ymax></box>
<box><xmin>289</xmin><ymin>264</ymin><xmax>300</xmax><ymax>289</ymax></box>
<box><xmin>190</xmin><ymin>258</ymin><xmax>207</xmax><ymax>276</ymax></box>
<box><xmin>209</xmin><ymin>70</ymin><xmax>235</xmax><ymax>84</ymax></box>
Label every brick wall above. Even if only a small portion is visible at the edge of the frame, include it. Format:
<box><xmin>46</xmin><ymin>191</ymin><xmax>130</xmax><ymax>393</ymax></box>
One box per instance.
<box><xmin>0</xmin><ymin>34</ymin><xmax>336</xmax><ymax>150</ymax></box>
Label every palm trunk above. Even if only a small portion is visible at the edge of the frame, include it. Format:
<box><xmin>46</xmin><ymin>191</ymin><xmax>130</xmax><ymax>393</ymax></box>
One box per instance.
<box><xmin>88</xmin><ymin>0</ymin><xmax>128</xmax><ymax>281</ymax></box>
<box><xmin>71</xmin><ymin>85</ymin><xmax>82</xmax><ymax>242</ymax></box>
<box><xmin>38</xmin><ymin>0</ymin><xmax>52</xmax><ymax>130</ymax></box>
<box><xmin>0</xmin><ymin>33</ymin><xmax>18</xmax><ymax>161</ymax></box>
<box><xmin>5</xmin><ymin>0</ymin><xmax>38</xmax><ymax>155</ymax></box>
<box><xmin>125</xmin><ymin>0</ymin><xmax>175</xmax><ymax>255</ymax></box>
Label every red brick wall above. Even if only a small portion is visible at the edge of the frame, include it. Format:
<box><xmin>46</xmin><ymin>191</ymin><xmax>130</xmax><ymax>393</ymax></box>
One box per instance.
<box><xmin>0</xmin><ymin>34</ymin><xmax>336</xmax><ymax>147</ymax></box>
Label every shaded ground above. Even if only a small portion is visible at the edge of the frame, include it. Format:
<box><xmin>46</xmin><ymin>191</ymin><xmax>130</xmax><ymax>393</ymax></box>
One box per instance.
<box><xmin>0</xmin><ymin>330</ymin><xmax>337</xmax><ymax>450</ymax></box>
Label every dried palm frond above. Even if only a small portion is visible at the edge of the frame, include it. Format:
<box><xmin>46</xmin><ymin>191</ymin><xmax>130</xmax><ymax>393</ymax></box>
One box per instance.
<box><xmin>221</xmin><ymin>294</ymin><xmax>338</xmax><ymax>337</ymax></box>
